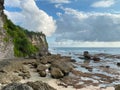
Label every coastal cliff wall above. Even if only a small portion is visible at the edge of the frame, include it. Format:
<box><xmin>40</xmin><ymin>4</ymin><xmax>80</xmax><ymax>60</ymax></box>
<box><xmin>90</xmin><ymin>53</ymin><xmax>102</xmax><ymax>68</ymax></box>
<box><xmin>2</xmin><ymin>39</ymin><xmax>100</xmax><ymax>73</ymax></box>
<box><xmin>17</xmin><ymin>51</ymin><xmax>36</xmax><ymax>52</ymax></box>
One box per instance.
<box><xmin>25</xmin><ymin>31</ymin><xmax>48</xmax><ymax>56</ymax></box>
<box><xmin>0</xmin><ymin>0</ymin><xmax>14</xmax><ymax>59</ymax></box>
<box><xmin>29</xmin><ymin>34</ymin><xmax>48</xmax><ymax>55</ymax></box>
<box><xmin>0</xmin><ymin>0</ymin><xmax>48</xmax><ymax>59</ymax></box>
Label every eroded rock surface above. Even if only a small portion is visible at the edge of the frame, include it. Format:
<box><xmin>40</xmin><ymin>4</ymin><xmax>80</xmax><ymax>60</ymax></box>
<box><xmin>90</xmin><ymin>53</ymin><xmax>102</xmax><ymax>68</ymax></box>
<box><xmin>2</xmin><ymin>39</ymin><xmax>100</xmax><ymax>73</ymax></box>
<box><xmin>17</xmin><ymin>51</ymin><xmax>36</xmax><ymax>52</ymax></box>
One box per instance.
<box><xmin>2</xmin><ymin>81</ymin><xmax>56</xmax><ymax>90</ymax></box>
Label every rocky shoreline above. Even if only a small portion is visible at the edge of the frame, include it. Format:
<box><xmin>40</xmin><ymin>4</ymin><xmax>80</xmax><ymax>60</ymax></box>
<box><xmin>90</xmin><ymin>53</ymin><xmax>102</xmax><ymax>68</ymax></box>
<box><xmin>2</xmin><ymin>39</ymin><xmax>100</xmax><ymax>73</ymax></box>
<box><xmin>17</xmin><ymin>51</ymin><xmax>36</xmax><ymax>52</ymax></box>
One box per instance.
<box><xmin>0</xmin><ymin>54</ymin><xmax>75</xmax><ymax>90</ymax></box>
<box><xmin>0</xmin><ymin>52</ymin><xmax>120</xmax><ymax>90</ymax></box>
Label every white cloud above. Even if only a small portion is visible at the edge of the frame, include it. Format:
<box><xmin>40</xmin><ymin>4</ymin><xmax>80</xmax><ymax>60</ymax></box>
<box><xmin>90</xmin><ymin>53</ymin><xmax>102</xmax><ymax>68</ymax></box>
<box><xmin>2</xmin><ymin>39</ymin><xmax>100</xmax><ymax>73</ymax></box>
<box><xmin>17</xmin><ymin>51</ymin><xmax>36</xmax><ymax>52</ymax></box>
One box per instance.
<box><xmin>4</xmin><ymin>0</ymin><xmax>56</xmax><ymax>36</ymax></box>
<box><xmin>50</xmin><ymin>41</ymin><xmax>120</xmax><ymax>47</ymax></box>
<box><xmin>91</xmin><ymin>0</ymin><xmax>115</xmax><ymax>8</ymax></box>
<box><xmin>5</xmin><ymin>0</ymin><xmax>20</xmax><ymax>7</ymax></box>
<box><xmin>55</xmin><ymin>8</ymin><xmax>120</xmax><ymax>43</ymax></box>
<box><xmin>49</xmin><ymin>0</ymin><xmax>71</xmax><ymax>4</ymax></box>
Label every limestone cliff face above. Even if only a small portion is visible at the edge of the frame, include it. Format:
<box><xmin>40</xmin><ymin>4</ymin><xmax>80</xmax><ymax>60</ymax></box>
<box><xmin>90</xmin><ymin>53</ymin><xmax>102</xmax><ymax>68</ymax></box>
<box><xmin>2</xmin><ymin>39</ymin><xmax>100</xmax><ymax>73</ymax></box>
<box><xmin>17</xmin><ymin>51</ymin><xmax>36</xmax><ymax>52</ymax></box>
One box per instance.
<box><xmin>0</xmin><ymin>0</ymin><xmax>48</xmax><ymax>59</ymax></box>
<box><xmin>0</xmin><ymin>0</ymin><xmax>14</xmax><ymax>59</ymax></box>
<box><xmin>28</xmin><ymin>33</ymin><xmax>48</xmax><ymax>56</ymax></box>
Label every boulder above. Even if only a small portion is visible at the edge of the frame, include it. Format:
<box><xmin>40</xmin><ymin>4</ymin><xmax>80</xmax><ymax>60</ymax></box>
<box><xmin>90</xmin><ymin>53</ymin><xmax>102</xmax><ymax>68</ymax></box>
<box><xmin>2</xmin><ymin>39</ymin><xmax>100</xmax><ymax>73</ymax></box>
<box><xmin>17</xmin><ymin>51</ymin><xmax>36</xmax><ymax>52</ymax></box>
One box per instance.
<box><xmin>39</xmin><ymin>59</ymin><xmax>48</xmax><ymax>64</ymax></box>
<box><xmin>51</xmin><ymin>60</ymin><xmax>73</xmax><ymax>75</ymax></box>
<box><xmin>83</xmin><ymin>51</ymin><xmax>91</xmax><ymax>60</ymax></box>
<box><xmin>18</xmin><ymin>70</ymin><xmax>31</xmax><ymax>79</ymax></box>
<box><xmin>117</xmin><ymin>62</ymin><xmax>120</xmax><ymax>66</ymax></box>
<box><xmin>37</xmin><ymin>64</ymin><xmax>47</xmax><ymax>77</ymax></box>
<box><xmin>18</xmin><ymin>72</ymin><xmax>31</xmax><ymax>79</ymax></box>
<box><xmin>37</xmin><ymin>64</ymin><xmax>47</xmax><ymax>71</ymax></box>
<box><xmin>39</xmin><ymin>71</ymin><xmax>46</xmax><ymax>77</ymax></box>
<box><xmin>31</xmin><ymin>62</ymin><xmax>38</xmax><ymax>68</ymax></box>
<box><xmin>39</xmin><ymin>54</ymin><xmax>61</xmax><ymax>64</ymax></box>
<box><xmin>27</xmin><ymin>81</ymin><xmax>56</xmax><ymax>90</ymax></box>
<box><xmin>2</xmin><ymin>81</ymin><xmax>56</xmax><ymax>90</ymax></box>
<box><xmin>92</xmin><ymin>56</ymin><xmax>100</xmax><ymax>62</ymax></box>
<box><xmin>50</xmin><ymin>67</ymin><xmax>64</xmax><ymax>79</ymax></box>
<box><xmin>2</xmin><ymin>83</ymin><xmax>33</xmax><ymax>90</ymax></box>
<box><xmin>39</xmin><ymin>56</ymin><xmax>51</xmax><ymax>64</ymax></box>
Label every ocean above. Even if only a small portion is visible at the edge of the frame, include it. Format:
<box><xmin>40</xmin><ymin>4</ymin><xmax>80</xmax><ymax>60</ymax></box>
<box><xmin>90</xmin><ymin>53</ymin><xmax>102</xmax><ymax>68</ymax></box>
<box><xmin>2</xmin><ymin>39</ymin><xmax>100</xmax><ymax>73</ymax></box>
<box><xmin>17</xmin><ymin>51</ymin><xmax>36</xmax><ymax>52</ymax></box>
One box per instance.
<box><xmin>49</xmin><ymin>47</ymin><xmax>120</xmax><ymax>87</ymax></box>
<box><xmin>49</xmin><ymin>47</ymin><xmax>120</xmax><ymax>55</ymax></box>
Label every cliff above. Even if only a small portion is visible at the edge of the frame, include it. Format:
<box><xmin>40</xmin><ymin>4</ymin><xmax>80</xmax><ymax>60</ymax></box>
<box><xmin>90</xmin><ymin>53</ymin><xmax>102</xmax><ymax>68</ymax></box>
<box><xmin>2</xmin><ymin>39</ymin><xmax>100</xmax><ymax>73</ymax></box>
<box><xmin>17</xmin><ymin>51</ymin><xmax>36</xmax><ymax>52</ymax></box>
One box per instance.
<box><xmin>0</xmin><ymin>0</ymin><xmax>14</xmax><ymax>59</ymax></box>
<box><xmin>24</xmin><ymin>31</ymin><xmax>48</xmax><ymax>57</ymax></box>
<box><xmin>0</xmin><ymin>0</ymin><xmax>48</xmax><ymax>59</ymax></box>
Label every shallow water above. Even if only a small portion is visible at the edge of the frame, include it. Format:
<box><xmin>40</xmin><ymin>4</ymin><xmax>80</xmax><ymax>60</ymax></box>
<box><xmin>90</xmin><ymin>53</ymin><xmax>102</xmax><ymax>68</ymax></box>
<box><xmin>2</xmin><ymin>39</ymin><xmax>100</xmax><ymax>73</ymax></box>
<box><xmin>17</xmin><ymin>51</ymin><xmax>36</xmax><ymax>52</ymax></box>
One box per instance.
<box><xmin>49</xmin><ymin>47</ymin><xmax>120</xmax><ymax>87</ymax></box>
<box><xmin>49</xmin><ymin>47</ymin><xmax>120</xmax><ymax>55</ymax></box>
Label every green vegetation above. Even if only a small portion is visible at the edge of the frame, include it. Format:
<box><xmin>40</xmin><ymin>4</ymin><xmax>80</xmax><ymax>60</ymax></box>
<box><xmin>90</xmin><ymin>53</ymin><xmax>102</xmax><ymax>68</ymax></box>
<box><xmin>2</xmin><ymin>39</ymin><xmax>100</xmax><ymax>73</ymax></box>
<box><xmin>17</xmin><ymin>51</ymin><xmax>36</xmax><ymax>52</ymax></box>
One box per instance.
<box><xmin>3</xmin><ymin>37</ymin><xmax>9</xmax><ymax>42</ymax></box>
<box><xmin>4</xmin><ymin>19</ymin><xmax>38</xmax><ymax>57</ymax></box>
<box><xmin>24</xmin><ymin>30</ymin><xmax>44</xmax><ymax>37</ymax></box>
<box><xmin>24</xmin><ymin>29</ymin><xmax>48</xmax><ymax>49</ymax></box>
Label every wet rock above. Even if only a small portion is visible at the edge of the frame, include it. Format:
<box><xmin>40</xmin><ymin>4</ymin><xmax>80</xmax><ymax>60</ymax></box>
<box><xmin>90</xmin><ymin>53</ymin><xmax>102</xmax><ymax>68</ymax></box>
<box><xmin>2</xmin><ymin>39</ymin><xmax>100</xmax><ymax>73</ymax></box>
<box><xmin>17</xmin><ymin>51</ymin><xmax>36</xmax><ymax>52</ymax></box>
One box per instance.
<box><xmin>92</xmin><ymin>83</ymin><xmax>99</xmax><ymax>86</ymax></box>
<box><xmin>19</xmin><ymin>71</ymin><xmax>31</xmax><ymax>79</ymax></box>
<box><xmin>58</xmin><ymin>83</ymin><xmax>67</xmax><ymax>88</ymax></box>
<box><xmin>106</xmin><ymin>66</ymin><xmax>110</xmax><ymax>68</ymax></box>
<box><xmin>37</xmin><ymin>64</ymin><xmax>47</xmax><ymax>77</ymax></box>
<box><xmin>27</xmin><ymin>81</ymin><xmax>56</xmax><ymax>90</ymax></box>
<box><xmin>94</xmin><ymin>53</ymin><xmax>109</xmax><ymax>57</ymax></box>
<box><xmin>39</xmin><ymin>56</ymin><xmax>52</xmax><ymax>64</ymax></box>
<box><xmin>93</xmin><ymin>73</ymin><xmax>113</xmax><ymax>82</ymax></box>
<box><xmin>0</xmin><ymin>73</ymin><xmax>21</xmax><ymax>84</ymax></box>
<box><xmin>92</xmin><ymin>56</ymin><xmax>100</xmax><ymax>62</ymax></box>
<box><xmin>70</xmin><ymin>59</ymin><xmax>76</xmax><ymax>62</ymax></box>
<box><xmin>50</xmin><ymin>67</ymin><xmax>64</xmax><ymax>79</ymax></box>
<box><xmin>39</xmin><ymin>71</ymin><xmax>46</xmax><ymax>77</ymax></box>
<box><xmin>78</xmin><ymin>56</ymin><xmax>85</xmax><ymax>59</ymax></box>
<box><xmin>71</xmin><ymin>70</ymin><xmax>92</xmax><ymax>77</ymax></box>
<box><xmin>83</xmin><ymin>51</ymin><xmax>91</xmax><ymax>60</ymax></box>
<box><xmin>83</xmin><ymin>80</ymin><xmax>93</xmax><ymax>85</ymax></box>
<box><xmin>24</xmin><ymin>61</ymin><xmax>38</xmax><ymax>68</ymax></box>
<box><xmin>40</xmin><ymin>59</ymin><xmax>48</xmax><ymax>64</ymax></box>
<box><xmin>60</xmin><ymin>76</ymin><xmax>80</xmax><ymax>86</ymax></box>
<box><xmin>117</xmin><ymin>62</ymin><xmax>120</xmax><ymax>66</ymax></box>
<box><xmin>51</xmin><ymin>60</ymin><xmax>73</xmax><ymax>75</ymax></box>
<box><xmin>47</xmin><ymin>52</ymin><xmax>52</xmax><ymax>56</ymax></box>
<box><xmin>2</xmin><ymin>83</ymin><xmax>33</xmax><ymax>90</ymax></box>
<box><xmin>100</xmin><ymin>65</ymin><xmax>110</xmax><ymax>68</ymax></box>
<box><xmin>2</xmin><ymin>81</ymin><xmax>56</xmax><ymax>90</ymax></box>
<box><xmin>31</xmin><ymin>63</ymin><xmax>38</xmax><ymax>68</ymax></box>
<box><xmin>39</xmin><ymin>54</ymin><xmax>61</xmax><ymax>64</ymax></box>
<box><xmin>37</xmin><ymin>64</ymin><xmax>47</xmax><ymax>71</ymax></box>
<box><xmin>81</xmin><ymin>65</ymin><xmax>92</xmax><ymax>72</ymax></box>
<box><xmin>19</xmin><ymin>69</ymin><xmax>31</xmax><ymax>79</ymax></box>
<box><xmin>73</xmin><ymin>84</ymin><xmax>84</xmax><ymax>89</ymax></box>
<box><xmin>0</xmin><ymin>69</ymin><xmax>6</xmax><ymax>73</ymax></box>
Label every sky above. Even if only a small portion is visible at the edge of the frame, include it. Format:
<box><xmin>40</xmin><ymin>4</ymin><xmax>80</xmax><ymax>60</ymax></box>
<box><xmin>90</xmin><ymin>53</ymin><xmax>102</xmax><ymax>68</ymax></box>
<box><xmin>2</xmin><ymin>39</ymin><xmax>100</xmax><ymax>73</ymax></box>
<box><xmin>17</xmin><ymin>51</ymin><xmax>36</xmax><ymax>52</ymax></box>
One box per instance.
<box><xmin>4</xmin><ymin>0</ymin><xmax>120</xmax><ymax>47</ymax></box>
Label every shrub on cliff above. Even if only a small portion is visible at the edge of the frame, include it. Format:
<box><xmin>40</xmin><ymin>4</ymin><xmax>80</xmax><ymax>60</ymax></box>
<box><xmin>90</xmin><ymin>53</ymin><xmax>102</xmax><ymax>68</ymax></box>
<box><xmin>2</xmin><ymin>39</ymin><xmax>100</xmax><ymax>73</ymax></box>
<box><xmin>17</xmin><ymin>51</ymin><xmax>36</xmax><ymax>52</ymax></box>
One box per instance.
<box><xmin>4</xmin><ymin>19</ymin><xmax>38</xmax><ymax>57</ymax></box>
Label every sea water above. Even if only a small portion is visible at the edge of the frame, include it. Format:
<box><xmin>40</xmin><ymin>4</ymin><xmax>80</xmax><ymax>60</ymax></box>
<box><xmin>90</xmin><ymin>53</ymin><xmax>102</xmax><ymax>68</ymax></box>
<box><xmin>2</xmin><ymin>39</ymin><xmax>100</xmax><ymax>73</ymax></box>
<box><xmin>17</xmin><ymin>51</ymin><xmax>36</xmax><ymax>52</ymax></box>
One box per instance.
<box><xmin>49</xmin><ymin>47</ymin><xmax>120</xmax><ymax>87</ymax></box>
<box><xmin>49</xmin><ymin>47</ymin><xmax>120</xmax><ymax>55</ymax></box>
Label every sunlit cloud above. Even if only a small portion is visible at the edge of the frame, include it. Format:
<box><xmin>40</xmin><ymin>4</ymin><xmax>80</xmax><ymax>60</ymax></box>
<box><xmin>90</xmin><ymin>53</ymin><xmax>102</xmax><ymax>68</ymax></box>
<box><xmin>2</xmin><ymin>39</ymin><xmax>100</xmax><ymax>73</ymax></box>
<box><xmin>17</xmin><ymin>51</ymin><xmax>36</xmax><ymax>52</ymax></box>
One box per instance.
<box><xmin>5</xmin><ymin>0</ymin><xmax>56</xmax><ymax>36</ymax></box>
<box><xmin>91</xmin><ymin>0</ymin><xmax>115</xmax><ymax>8</ymax></box>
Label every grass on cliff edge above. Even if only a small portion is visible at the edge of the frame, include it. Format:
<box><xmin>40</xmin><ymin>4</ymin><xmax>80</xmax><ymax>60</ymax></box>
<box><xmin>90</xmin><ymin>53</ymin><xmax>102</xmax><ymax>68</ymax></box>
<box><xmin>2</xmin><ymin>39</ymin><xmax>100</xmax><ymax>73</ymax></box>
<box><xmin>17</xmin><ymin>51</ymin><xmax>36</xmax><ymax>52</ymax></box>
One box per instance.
<box><xmin>3</xmin><ymin>19</ymin><xmax>38</xmax><ymax>57</ymax></box>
